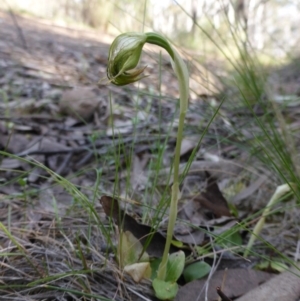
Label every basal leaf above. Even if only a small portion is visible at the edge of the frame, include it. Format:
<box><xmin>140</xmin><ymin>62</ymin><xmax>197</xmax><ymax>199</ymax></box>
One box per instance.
<box><xmin>183</xmin><ymin>261</ymin><xmax>211</xmax><ymax>283</ymax></box>
<box><xmin>165</xmin><ymin>250</ymin><xmax>185</xmax><ymax>282</ymax></box>
<box><xmin>152</xmin><ymin>278</ymin><xmax>178</xmax><ymax>300</ymax></box>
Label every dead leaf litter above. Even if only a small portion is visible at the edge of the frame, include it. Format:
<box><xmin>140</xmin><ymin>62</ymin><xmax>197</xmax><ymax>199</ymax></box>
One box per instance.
<box><xmin>0</xmin><ymin>10</ymin><xmax>300</xmax><ymax>301</ymax></box>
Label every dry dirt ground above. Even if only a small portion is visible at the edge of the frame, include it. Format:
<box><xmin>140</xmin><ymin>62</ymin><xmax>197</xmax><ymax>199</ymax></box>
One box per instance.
<box><xmin>0</xmin><ymin>9</ymin><xmax>300</xmax><ymax>301</ymax></box>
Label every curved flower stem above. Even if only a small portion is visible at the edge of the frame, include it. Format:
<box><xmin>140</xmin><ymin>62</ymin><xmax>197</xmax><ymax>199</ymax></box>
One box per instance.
<box><xmin>145</xmin><ymin>34</ymin><xmax>189</xmax><ymax>280</ymax></box>
<box><xmin>106</xmin><ymin>32</ymin><xmax>189</xmax><ymax>281</ymax></box>
<box><xmin>157</xmin><ymin>110</ymin><xmax>186</xmax><ymax>280</ymax></box>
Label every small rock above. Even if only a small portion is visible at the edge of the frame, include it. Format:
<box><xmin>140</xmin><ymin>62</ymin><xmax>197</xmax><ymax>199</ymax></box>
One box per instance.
<box><xmin>59</xmin><ymin>87</ymin><xmax>102</xmax><ymax>121</ymax></box>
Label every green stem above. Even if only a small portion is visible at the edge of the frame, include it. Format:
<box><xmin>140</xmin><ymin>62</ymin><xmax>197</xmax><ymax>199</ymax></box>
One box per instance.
<box><xmin>145</xmin><ymin>33</ymin><xmax>175</xmax><ymax>60</ymax></box>
<box><xmin>106</xmin><ymin>31</ymin><xmax>189</xmax><ymax>282</ymax></box>
<box><xmin>244</xmin><ymin>183</ymin><xmax>294</xmax><ymax>258</ymax></box>
<box><xmin>157</xmin><ymin>110</ymin><xmax>186</xmax><ymax>280</ymax></box>
<box><xmin>145</xmin><ymin>34</ymin><xmax>189</xmax><ymax>280</ymax></box>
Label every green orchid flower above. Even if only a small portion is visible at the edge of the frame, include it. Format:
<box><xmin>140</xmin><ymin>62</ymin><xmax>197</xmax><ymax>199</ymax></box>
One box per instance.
<box><xmin>107</xmin><ymin>32</ymin><xmax>147</xmax><ymax>85</ymax></box>
<box><xmin>106</xmin><ymin>32</ymin><xmax>189</xmax><ymax>295</ymax></box>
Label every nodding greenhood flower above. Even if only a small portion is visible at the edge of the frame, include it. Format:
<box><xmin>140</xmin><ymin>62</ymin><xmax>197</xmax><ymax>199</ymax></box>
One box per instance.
<box><xmin>107</xmin><ymin>31</ymin><xmax>189</xmax><ymax>287</ymax></box>
<box><xmin>107</xmin><ymin>33</ymin><xmax>147</xmax><ymax>86</ymax></box>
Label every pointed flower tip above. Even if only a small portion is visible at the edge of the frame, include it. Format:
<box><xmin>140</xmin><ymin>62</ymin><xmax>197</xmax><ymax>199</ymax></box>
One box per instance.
<box><xmin>107</xmin><ymin>33</ymin><xmax>147</xmax><ymax>86</ymax></box>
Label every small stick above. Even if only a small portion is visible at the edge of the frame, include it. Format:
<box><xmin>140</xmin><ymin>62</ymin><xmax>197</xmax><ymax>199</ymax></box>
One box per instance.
<box><xmin>216</xmin><ymin>287</ymin><xmax>233</xmax><ymax>301</ymax></box>
<box><xmin>218</xmin><ymin>268</ymin><xmax>228</xmax><ymax>301</ymax></box>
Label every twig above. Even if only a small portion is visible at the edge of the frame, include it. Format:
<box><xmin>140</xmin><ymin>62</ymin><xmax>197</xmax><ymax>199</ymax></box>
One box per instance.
<box><xmin>216</xmin><ymin>287</ymin><xmax>233</xmax><ymax>301</ymax></box>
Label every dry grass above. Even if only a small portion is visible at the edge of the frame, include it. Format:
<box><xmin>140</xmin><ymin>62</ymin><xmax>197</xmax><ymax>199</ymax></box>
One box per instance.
<box><xmin>0</xmin><ymin>197</ymin><xmax>157</xmax><ymax>300</ymax></box>
<box><xmin>1</xmin><ymin>6</ymin><xmax>300</xmax><ymax>301</ymax></box>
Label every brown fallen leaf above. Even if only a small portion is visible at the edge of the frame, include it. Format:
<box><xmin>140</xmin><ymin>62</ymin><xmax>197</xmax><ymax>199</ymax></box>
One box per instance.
<box><xmin>17</xmin><ymin>136</ymin><xmax>71</xmax><ymax>157</ymax></box>
<box><xmin>0</xmin><ymin>134</ymin><xmax>30</xmax><ymax>154</ymax></box>
<box><xmin>106</xmin><ymin>119</ymin><xmax>133</xmax><ymax>136</ymax></box>
<box><xmin>0</xmin><ymin>158</ymin><xmax>22</xmax><ymax>169</ymax></box>
<box><xmin>232</xmin><ymin>175</ymin><xmax>267</xmax><ymax>204</ymax></box>
<box><xmin>180</xmin><ymin>136</ymin><xmax>198</xmax><ymax>156</ymax></box>
<box><xmin>194</xmin><ymin>171</ymin><xmax>231</xmax><ymax>218</ymax></box>
<box><xmin>236</xmin><ymin>263</ymin><xmax>300</xmax><ymax>301</ymax></box>
<box><xmin>174</xmin><ymin>225</ymin><xmax>205</xmax><ymax>245</ymax></box>
<box><xmin>100</xmin><ymin>195</ymin><xmax>179</xmax><ymax>258</ymax></box>
<box><xmin>124</xmin><ymin>262</ymin><xmax>151</xmax><ymax>283</ymax></box>
<box><xmin>175</xmin><ymin>172</ymin><xmax>233</xmax><ymax>245</ymax></box>
<box><xmin>39</xmin><ymin>184</ymin><xmax>74</xmax><ymax>215</ymax></box>
<box><xmin>175</xmin><ymin>268</ymin><xmax>273</xmax><ymax>301</ymax></box>
<box><xmin>118</xmin><ymin>230</ymin><xmax>150</xmax><ymax>267</ymax></box>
